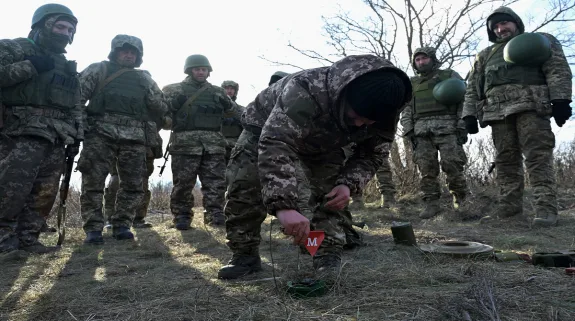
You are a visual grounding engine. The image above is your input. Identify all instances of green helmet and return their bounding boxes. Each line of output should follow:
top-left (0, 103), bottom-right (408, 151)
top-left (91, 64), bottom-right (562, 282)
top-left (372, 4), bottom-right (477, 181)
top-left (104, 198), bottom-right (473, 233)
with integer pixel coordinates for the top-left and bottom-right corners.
top-left (184, 54), bottom-right (212, 74)
top-left (432, 78), bottom-right (466, 105)
top-left (504, 32), bottom-right (551, 66)
top-left (31, 3), bottom-right (77, 29)
top-left (108, 34), bottom-right (144, 67)
top-left (269, 71), bottom-right (289, 86)
top-left (221, 80), bottom-right (239, 91)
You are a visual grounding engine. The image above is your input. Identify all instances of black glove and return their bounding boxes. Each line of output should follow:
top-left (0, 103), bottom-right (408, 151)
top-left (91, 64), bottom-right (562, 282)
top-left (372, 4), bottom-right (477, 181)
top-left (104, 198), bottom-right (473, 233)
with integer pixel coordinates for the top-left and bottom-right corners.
top-left (456, 128), bottom-right (468, 145)
top-left (24, 55), bottom-right (55, 73)
top-left (177, 95), bottom-right (188, 107)
top-left (463, 116), bottom-right (479, 134)
top-left (551, 100), bottom-right (572, 127)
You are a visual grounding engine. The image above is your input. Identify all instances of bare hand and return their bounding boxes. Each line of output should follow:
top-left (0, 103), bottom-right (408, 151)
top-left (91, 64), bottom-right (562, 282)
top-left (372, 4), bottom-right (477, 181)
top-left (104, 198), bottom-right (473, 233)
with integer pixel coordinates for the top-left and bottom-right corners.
top-left (276, 209), bottom-right (310, 245)
top-left (324, 184), bottom-right (351, 210)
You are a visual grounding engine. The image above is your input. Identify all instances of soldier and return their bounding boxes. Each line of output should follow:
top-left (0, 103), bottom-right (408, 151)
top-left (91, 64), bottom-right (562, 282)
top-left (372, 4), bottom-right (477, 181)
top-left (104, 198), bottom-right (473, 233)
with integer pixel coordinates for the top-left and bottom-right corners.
top-left (163, 55), bottom-right (242, 229)
top-left (463, 7), bottom-right (572, 226)
top-left (218, 55), bottom-right (411, 279)
top-left (0, 4), bottom-right (82, 253)
top-left (221, 80), bottom-right (244, 165)
top-left (269, 71), bottom-right (289, 86)
top-left (400, 47), bottom-right (469, 219)
top-left (78, 35), bottom-right (168, 244)
top-left (346, 143), bottom-right (396, 209)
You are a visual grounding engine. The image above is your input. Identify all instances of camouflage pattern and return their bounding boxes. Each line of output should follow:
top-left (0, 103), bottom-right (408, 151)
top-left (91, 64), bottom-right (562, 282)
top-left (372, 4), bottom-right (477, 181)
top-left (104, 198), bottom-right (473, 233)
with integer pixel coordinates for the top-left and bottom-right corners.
top-left (400, 47), bottom-right (468, 201)
top-left (107, 34), bottom-right (144, 67)
top-left (0, 136), bottom-right (64, 246)
top-left (170, 153), bottom-right (225, 222)
top-left (78, 134), bottom-right (146, 232)
top-left (0, 35), bottom-right (83, 249)
top-left (78, 43), bottom-right (167, 232)
top-left (103, 148), bottom-right (155, 222)
top-left (236, 55), bottom-right (411, 257)
top-left (463, 7), bottom-right (572, 218)
top-left (163, 76), bottom-right (243, 221)
top-left (221, 80), bottom-right (244, 164)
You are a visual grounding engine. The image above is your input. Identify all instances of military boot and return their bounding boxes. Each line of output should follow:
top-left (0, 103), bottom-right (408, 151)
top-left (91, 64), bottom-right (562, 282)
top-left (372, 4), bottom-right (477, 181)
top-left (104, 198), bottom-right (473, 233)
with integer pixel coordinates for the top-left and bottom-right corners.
top-left (112, 226), bottom-right (134, 240)
top-left (20, 240), bottom-right (59, 254)
top-left (533, 213), bottom-right (558, 227)
top-left (84, 231), bottom-right (104, 245)
top-left (218, 254), bottom-right (262, 279)
top-left (419, 199), bottom-right (441, 219)
top-left (313, 253), bottom-right (342, 280)
top-left (380, 193), bottom-right (396, 208)
top-left (204, 212), bottom-right (225, 226)
top-left (174, 215), bottom-right (192, 230)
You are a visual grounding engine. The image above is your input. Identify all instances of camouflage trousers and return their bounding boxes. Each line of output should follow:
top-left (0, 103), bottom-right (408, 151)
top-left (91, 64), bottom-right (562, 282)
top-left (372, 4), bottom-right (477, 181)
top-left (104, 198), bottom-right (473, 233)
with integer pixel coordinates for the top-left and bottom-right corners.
top-left (224, 130), bottom-right (351, 256)
top-left (375, 155), bottom-right (396, 196)
top-left (104, 148), bottom-right (155, 222)
top-left (0, 136), bottom-right (64, 246)
top-left (224, 137), bottom-right (238, 166)
top-left (170, 152), bottom-right (226, 220)
top-left (78, 133), bottom-right (146, 232)
top-left (413, 133), bottom-right (467, 201)
top-left (490, 111), bottom-right (556, 217)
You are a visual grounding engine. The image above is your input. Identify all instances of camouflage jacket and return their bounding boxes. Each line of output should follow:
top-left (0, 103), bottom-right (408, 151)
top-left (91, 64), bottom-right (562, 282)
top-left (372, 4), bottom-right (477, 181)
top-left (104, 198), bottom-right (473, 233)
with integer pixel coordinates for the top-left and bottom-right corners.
top-left (0, 38), bottom-right (83, 145)
top-left (462, 7), bottom-right (572, 124)
top-left (249, 55), bottom-right (409, 214)
top-left (400, 69), bottom-right (465, 136)
top-left (79, 61), bottom-right (168, 145)
top-left (162, 77), bottom-right (243, 155)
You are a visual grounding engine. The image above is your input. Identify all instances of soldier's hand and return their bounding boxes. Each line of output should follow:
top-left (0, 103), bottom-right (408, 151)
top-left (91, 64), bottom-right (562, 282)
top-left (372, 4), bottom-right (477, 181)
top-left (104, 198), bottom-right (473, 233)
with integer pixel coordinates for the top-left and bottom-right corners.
top-left (324, 184), bottom-right (351, 210)
top-left (551, 100), bottom-right (572, 127)
top-left (463, 116), bottom-right (479, 134)
top-left (276, 209), bottom-right (310, 245)
top-left (25, 55), bottom-right (55, 73)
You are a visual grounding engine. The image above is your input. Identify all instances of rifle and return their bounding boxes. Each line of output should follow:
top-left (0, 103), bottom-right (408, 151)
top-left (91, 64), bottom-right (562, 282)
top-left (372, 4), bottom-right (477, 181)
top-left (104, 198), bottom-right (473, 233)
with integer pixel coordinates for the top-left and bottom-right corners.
top-left (57, 142), bottom-right (80, 246)
top-left (158, 132), bottom-right (172, 177)
top-left (487, 161), bottom-right (496, 175)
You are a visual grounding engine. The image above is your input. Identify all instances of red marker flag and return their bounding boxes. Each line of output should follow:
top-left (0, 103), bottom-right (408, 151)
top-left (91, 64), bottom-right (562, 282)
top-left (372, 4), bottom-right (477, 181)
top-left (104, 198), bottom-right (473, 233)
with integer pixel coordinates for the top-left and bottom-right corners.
top-left (305, 230), bottom-right (325, 256)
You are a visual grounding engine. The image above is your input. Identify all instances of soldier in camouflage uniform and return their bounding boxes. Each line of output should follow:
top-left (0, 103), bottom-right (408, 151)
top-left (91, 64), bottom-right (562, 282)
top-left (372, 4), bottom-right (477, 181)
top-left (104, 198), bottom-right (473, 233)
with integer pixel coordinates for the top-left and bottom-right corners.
top-left (0, 4), bottom-right (83, 253)
top-left (78, 35), bottom-right (168, 244)
top-left (221, 80), bottom-right (244, 165)
top-left (400, 47), bottom-right (469, 219)
top-left (463, 7), bottom-right (572, 227)
top-left (345, 143), bottom-right (396, 209)
top-left (162, 55), bottom-right (242, 229)
top-left (218, 55), bottom-right (412, 279)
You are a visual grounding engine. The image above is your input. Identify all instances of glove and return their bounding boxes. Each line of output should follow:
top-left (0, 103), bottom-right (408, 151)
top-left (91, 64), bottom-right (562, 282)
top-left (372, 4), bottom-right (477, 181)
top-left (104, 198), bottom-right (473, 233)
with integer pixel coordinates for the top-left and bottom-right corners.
top-left (551, 100), bottom-right (572, 127)
top-left (463, 116), bottom-right (479, 134)
top-left (456, 128), bottom-right (468, 145)
top-left (66, 142), bottom-right (80, 158)
top-left (25, 55), bottom-right (55, 73)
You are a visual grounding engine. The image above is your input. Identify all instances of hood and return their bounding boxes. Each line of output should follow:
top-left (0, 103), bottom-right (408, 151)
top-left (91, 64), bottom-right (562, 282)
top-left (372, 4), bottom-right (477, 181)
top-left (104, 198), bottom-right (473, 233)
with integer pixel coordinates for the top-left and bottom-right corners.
top-left (486, 6), bottom-right (525, 43)
top-left (411, 47), bottom-right (441, 76)
top-left (323, 55), bottom-right (411, 130)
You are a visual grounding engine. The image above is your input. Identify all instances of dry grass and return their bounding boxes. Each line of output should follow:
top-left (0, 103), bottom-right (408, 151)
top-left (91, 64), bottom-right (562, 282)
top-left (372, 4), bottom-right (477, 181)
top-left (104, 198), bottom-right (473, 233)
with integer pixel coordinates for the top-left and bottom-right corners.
top-left (2, 189), bottom-right (575, 321)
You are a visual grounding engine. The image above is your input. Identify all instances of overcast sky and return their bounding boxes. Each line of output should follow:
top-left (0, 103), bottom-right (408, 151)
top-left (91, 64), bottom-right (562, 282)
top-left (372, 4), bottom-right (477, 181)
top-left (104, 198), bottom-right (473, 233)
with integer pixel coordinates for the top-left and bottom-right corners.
top-left (2, 0), bottom-right (573, 185)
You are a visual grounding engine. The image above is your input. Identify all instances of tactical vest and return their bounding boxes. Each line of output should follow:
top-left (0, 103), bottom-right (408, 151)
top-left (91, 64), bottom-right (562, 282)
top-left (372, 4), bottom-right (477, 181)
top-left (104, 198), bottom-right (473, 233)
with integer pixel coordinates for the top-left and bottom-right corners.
top-left (412, 69), bottom-right (457, 119)
top-left (221, 117), bottom-right (243, 137)
top-left (2, 38), bottom-right (78, 111)
top-left (173, 83), bottom-right (225, 132)
top-left (86, 62), bottom-right (148, 120)
top-left (484, 44), bottom-right (546, 93)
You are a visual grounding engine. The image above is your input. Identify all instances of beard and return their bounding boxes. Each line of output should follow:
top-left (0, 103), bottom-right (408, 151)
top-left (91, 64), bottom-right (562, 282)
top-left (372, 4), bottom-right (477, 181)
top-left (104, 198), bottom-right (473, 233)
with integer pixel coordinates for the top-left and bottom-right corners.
top-left (117, 57), bottom-right (136, 68)
top-left (417, 62), bottom-right (433, 74)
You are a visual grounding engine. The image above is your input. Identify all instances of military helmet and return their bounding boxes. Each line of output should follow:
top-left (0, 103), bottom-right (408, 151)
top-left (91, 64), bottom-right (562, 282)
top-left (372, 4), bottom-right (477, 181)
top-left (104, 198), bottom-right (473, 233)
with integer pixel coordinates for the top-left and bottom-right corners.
top-left (108, 34), bottom-right (144, 67)
top-left (411, 47), bottom-right (439, 71)
top-left (184, 54), bottom-right (212, 74)
top-left (221, 80), bottom-right (239, 91)
top-left (504, 32), bottom-right (551, 66)
top-left (432, 78), bottom-right (466, 105)
top-left (31, 3), bottom-right (77, 29)
top-left (269, 71), bottom-right (289, 86)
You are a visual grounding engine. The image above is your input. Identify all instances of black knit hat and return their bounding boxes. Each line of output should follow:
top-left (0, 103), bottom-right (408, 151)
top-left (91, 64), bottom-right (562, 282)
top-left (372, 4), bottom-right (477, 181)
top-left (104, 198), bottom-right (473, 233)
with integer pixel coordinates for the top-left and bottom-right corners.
top-left (344, 70), bottom-right (407, 122)
top-left (488, 13), bottom-right (516, 31)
